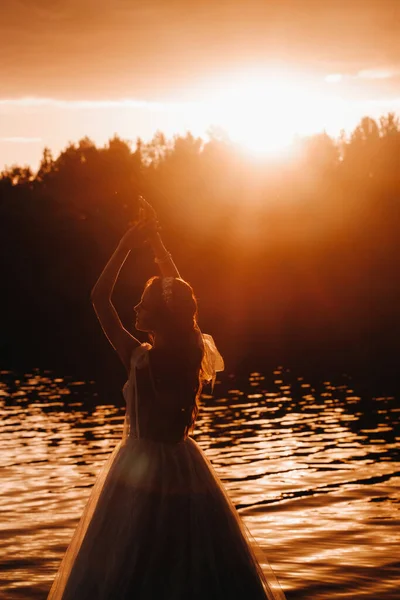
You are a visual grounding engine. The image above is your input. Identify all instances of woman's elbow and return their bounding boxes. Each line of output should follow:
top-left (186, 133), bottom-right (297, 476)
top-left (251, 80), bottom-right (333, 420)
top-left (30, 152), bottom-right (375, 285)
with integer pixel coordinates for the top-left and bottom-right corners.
top-left (91, 288), bottom-right (113, 310)
top-left (91, 286), bottom-right (103, 304)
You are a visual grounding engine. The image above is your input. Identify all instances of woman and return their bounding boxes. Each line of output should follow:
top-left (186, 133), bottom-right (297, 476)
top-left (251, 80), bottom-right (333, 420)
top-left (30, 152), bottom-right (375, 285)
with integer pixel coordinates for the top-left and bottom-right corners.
top-left (48, 199), bottom-right (285, 600)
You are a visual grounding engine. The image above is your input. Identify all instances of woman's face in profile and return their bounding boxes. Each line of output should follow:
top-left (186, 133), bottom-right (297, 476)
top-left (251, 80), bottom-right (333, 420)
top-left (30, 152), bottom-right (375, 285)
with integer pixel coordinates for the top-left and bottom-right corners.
top-left (134, 289), bottom-right (156, 332)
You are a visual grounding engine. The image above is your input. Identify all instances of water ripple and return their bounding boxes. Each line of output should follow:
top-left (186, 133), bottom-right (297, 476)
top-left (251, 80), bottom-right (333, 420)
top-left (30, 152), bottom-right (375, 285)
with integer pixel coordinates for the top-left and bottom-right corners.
top-left (0, 367), bottom-right (399, 599)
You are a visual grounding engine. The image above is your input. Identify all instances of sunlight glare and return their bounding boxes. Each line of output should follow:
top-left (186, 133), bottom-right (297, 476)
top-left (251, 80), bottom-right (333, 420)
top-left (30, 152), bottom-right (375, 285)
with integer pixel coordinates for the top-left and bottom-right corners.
top-left (197, 69), bottom-right (348, 155)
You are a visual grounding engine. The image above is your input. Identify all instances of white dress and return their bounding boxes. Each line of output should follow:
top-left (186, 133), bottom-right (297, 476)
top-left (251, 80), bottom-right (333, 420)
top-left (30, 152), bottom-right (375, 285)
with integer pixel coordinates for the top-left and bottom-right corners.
top-left (48, 343), bottom-right (286, 600)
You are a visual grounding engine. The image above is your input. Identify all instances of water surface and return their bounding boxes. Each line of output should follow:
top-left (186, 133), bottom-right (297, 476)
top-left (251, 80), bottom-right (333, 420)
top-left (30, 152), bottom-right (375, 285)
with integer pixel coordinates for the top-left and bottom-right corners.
top-left (1, 368), bottom-right (399, 599)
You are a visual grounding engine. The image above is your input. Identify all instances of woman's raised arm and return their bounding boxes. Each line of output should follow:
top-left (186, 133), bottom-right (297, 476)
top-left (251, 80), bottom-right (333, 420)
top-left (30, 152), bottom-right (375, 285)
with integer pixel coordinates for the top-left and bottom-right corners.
top-left (91, 224), bottom-right (145, 372)
top-left (140, 198), bottom-right (181, 279)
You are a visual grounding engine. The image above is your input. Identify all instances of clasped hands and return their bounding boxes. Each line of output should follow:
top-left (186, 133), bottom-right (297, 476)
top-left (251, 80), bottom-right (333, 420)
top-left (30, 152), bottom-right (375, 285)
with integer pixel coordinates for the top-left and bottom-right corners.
top-left (119, 197), bottom-right (160, 251)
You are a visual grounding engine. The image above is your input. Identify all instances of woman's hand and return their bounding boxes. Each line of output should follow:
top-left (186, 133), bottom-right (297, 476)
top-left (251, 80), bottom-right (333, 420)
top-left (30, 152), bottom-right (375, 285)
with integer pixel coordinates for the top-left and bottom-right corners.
top-left (137, 197), bottom-right (180, 277)
top-left (118, 221), bottom-right (152, 251)
top-left (119, 197), bottom-right (159, 251)
top-left (139, 196), bottom-right (159, 241)
top-left (139, 196), bottom-right (157, 222)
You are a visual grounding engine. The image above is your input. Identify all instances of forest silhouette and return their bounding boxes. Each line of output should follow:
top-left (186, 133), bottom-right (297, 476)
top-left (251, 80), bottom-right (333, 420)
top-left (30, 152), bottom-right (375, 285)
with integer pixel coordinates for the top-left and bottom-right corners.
top-left (1, 114), bottom-right (399, 394)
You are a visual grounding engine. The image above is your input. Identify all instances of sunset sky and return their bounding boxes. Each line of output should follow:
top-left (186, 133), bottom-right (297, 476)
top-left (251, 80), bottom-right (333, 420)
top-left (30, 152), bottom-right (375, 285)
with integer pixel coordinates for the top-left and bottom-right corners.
top-left (1, 0), bottom-right (400, 170)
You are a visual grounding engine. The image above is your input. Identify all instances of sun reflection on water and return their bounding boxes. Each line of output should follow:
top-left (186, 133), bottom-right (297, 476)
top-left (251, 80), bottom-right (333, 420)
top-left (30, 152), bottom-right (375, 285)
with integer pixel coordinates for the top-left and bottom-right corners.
top-left (0, 367), bottom-right (399, 599)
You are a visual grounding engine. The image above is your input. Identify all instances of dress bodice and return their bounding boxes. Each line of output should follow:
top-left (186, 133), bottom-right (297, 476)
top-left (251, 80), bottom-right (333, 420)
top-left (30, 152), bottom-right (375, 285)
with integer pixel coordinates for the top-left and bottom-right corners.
top-left (122, 343), bottom-right (199, 443)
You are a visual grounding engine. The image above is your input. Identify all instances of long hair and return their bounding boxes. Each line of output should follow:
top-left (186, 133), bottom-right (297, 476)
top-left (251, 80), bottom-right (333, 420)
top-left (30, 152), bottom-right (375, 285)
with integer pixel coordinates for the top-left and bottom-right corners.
top-left (143, 276), bottom-right (205, 434)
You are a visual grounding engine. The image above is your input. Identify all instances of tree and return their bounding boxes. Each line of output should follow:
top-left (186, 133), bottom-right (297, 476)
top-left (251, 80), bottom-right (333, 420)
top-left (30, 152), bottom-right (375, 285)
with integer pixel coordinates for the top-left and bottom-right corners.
top-left (0, 165), bottom-right (33, 186)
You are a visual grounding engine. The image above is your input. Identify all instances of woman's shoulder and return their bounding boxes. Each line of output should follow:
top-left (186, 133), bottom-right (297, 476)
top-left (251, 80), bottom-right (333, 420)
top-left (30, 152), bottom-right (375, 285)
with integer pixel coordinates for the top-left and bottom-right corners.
top-left (131, 343), bottom-right (152, 369)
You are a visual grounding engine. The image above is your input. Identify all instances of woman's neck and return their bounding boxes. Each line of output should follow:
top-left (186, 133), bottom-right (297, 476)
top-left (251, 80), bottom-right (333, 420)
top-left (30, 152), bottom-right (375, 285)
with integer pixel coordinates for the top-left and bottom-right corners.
top-left (151, 333), bottom-right (167, 349)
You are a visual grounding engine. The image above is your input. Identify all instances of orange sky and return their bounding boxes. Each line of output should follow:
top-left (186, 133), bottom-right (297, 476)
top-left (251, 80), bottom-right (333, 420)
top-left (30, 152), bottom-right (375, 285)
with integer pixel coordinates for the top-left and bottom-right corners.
top-left (1, 0), bottom-right (400, 169)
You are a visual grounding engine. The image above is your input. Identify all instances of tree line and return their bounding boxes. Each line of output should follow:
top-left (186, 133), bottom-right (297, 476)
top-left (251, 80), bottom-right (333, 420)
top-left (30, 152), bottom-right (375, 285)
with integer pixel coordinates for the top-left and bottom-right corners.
top-left (1, 115), bottom-right (399, 392)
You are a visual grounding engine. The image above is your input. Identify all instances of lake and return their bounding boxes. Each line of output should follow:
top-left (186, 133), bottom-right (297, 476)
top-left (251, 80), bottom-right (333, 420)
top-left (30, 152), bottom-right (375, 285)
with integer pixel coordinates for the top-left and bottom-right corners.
top-left (0, 367), bottom-right (399, 599)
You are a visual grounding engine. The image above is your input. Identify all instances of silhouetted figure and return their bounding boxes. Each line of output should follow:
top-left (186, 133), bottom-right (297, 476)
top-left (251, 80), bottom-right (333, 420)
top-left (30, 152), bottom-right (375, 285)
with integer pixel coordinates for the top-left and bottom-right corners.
top-left (47, 199), bottom-right (285, 599)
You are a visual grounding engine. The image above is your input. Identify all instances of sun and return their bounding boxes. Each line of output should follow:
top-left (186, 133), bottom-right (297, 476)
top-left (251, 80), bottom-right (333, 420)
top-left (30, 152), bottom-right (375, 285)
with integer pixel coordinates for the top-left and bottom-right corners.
top-left (194, 68), bottom-right (347, 155)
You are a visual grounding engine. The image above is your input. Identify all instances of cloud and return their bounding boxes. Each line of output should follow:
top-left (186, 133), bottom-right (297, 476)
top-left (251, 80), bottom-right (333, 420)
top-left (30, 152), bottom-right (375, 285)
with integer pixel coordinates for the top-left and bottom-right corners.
top-left (0, 136), bottom-right (42, 143)
top-left (0, 97), bottom-right (161, 110)
top-left (0, 96), bottom-right (196, 112)
top-left (325, 74), bottom-right (344, 84)
top-left (325, 68), bottom-right (398, 84)
top-left (356, 69), bottom-right (396, 80)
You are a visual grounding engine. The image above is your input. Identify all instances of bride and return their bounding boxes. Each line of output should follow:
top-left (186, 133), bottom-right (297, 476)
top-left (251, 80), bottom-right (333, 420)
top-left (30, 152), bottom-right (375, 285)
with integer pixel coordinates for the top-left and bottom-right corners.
top-left (48, 199), bottom-right (286, 599)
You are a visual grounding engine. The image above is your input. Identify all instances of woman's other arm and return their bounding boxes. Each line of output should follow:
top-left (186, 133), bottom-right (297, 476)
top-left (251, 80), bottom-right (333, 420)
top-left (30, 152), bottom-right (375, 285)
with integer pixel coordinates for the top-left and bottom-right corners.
top-left (149, 231), bottom-right (181, 279)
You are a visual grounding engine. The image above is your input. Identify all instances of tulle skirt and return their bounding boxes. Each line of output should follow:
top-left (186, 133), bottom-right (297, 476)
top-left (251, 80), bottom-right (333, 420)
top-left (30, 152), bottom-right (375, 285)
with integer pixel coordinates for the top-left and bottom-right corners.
top-left (48, 436), bottom-right (285, 600)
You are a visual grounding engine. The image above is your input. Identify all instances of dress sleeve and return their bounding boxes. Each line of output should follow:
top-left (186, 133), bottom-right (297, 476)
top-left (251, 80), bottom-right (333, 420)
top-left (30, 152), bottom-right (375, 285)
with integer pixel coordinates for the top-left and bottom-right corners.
top-left (130, 343), bottom-right (152, 371)
top-left (200, 333), bottom-right (224, 389)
